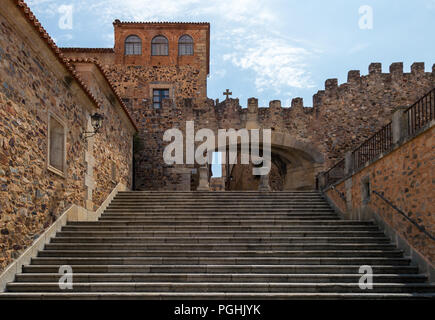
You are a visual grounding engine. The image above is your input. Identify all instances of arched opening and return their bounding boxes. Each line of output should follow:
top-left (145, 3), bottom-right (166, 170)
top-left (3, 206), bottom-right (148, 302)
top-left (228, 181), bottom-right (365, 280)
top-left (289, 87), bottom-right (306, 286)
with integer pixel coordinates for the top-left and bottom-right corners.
top-left (151, 35), bottom-right (169, 56)
top-left (206, 133), bottom-right (324, 191)
top-left (124, 35), bottom-right (142, 55)
top-left (178, 35), bottom-right (194, 56)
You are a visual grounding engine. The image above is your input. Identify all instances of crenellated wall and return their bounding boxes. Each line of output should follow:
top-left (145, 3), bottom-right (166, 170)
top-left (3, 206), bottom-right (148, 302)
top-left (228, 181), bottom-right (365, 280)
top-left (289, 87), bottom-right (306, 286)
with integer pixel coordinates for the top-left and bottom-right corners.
top-left (61, 20), bottom-right (434, 191)
top-left (98, 62), bottom-right (433, 190)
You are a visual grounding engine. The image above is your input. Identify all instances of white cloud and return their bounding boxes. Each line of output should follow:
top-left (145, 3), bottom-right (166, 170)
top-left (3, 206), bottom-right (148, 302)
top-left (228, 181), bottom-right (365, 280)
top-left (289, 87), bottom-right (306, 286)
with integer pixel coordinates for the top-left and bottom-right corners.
top-left (223, 31), bottom-right (315, 93)
top-left (27, 0), bottom-right (316, 95)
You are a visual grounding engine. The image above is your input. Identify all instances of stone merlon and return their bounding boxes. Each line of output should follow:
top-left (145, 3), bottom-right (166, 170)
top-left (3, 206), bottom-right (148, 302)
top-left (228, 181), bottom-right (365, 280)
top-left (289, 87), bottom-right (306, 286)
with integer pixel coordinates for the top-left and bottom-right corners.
top-left (389, 62), bottom-right (403, 74)
top-left (291, 97), bottom-right (304, 109)
top-left (411, 62), bottom-right (425, 74)
top-left (325, 79), bottom-right (338, 91)
top-left (347, 70), bottom-right (360, 82)
top-left (369, 63), bottom-right (382, 74)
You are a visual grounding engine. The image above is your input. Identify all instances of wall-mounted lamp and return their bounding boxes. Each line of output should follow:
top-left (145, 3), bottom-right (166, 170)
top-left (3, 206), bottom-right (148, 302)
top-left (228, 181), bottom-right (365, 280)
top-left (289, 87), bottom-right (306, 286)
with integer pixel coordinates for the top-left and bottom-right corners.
top-left (81, 113), bottom-right (104, 140)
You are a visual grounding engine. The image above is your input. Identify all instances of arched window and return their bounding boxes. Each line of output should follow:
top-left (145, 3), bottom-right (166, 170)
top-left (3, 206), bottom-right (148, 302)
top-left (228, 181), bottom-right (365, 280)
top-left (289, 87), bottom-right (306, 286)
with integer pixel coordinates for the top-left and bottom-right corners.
top-left (124, 35), bottom-right (142, 55)
top-left (178, 35), bottom-right (193, 56)
top-left (151, 35), bottom-right (169, 56)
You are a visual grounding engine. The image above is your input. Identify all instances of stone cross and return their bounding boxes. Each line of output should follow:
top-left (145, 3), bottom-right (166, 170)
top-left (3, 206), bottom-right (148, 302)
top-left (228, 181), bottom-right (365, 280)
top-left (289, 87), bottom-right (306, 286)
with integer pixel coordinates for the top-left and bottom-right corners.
top-left (223, 89), bottom-right (232, 100)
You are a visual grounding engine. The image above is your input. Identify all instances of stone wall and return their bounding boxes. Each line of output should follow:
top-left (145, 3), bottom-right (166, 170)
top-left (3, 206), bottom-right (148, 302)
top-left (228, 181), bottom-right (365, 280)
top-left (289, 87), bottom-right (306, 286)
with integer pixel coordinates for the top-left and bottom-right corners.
top-left (107, 63), bottom-right (433, 190)
top-left (61, 21), bottom-right (434, 191)
top-left (325, 125), bottom-right (435, 265)
top-left (0, 1), bottom-right (135, 273)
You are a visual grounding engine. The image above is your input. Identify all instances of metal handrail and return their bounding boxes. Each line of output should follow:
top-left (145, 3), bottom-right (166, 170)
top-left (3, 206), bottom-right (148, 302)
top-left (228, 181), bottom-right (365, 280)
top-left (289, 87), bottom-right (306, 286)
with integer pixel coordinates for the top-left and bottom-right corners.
top-left (331, 186), bottom-right (346, 201)
top-left (321, 87), bottom-right (434, 190)
top-left (372, 190), bottom-right (435, 241)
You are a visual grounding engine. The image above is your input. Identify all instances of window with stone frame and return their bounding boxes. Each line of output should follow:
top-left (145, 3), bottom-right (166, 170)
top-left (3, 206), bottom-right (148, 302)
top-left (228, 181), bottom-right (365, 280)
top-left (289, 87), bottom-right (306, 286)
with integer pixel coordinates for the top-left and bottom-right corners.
top-left (153, 89), bottom-right (170, 109)
top-left (124, 35), bottom-right (142, 55)
top-left (178, 35), bottom-right (194, 56)
top-left (361, 176), bottom-right (371, 204)
top-left (151, 35), bottom-right (169, 56)
top-left (48, 114), bottom-right (66, 176)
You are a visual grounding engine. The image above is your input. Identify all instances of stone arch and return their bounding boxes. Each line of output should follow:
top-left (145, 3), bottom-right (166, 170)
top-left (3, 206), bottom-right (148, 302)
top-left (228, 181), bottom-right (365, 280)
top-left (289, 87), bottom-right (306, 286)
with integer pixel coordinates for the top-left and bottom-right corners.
top-left (207, 132), bottom-right (324, 191)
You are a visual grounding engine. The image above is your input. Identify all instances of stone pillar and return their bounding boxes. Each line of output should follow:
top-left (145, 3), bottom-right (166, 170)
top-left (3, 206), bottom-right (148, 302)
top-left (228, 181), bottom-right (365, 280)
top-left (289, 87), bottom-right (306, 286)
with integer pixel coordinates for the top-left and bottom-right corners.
top-left (246, 97), bottom-right (259, 130)
top-left (84, 114), bottom-right (95, 211)
top-left (317, 172), bottom-right (326, 190)
top-left (197, 166), bottom-right (210, 191)
top-left (258, 173), bottom-right (271, 192)
top-left (392, 106), bottom-right (408, 144)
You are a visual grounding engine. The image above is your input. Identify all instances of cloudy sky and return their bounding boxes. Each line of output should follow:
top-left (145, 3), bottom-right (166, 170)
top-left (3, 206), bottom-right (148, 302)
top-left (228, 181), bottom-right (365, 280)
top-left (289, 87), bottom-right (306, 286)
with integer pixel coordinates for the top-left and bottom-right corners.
top-left (27, 0), bottom-right (435, 108)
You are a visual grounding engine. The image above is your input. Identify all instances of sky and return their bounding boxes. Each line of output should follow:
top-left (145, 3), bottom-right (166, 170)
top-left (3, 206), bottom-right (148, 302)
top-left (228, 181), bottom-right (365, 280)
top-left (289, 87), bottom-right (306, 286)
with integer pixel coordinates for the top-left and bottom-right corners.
top-left (26, 0), bottom-right (435, 108)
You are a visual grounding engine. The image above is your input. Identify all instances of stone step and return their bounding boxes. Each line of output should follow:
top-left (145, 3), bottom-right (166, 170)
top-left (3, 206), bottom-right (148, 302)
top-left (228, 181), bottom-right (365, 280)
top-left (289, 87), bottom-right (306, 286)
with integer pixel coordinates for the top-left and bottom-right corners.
top-left (115, 195), bottom-right (326, 203)
top-left (101, 212), bottom-right (337, 217)
top-left (109, 200), bottom-right (329, 205)
top-left (107, 202), bottom-right (332, 212)
top-left (67, 220), bottom-right (370, 226)
top-left (38, 250), bottom-right (405, 258)
top-left (1, 292), bottom-right (434, 300)
top-left (6, 282), bottom-right (435, 293)
top-left (95, 218), bottom-right (341, 224)
top-left (61, 225), bottom-right (381, 232)
top-left (49, 236), bottom-right (391, 244)
top-left (44, 243), bottom-right (398, 251)
top-left (56, 230), bottom-right (386, 238)
top-left (22, 264), bottom-right (420, 274)
top-left (117, 191), bottom-right (321, 195)
top-left (30, 257), bottom-right (411, 266)
top-left (103, 208), bottom-right (335, 213)
top-left (15, 273), bottom-right (427, 284)
top-left (102, 211), bottom-right (336, 216)
top-left (114, 195), bottom-right (326, 203)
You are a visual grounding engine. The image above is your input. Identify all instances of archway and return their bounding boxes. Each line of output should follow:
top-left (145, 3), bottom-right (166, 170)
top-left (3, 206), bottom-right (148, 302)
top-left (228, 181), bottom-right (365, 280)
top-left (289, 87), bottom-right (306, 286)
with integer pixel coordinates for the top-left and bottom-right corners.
top-left (208, 132), bottom-right (324, 191)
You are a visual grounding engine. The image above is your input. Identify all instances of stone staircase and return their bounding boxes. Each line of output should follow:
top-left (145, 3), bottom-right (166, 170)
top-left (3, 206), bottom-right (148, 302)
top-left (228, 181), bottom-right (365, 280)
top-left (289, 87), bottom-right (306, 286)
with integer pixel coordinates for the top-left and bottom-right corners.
top-left (1, 191), bottom-right (434, 299)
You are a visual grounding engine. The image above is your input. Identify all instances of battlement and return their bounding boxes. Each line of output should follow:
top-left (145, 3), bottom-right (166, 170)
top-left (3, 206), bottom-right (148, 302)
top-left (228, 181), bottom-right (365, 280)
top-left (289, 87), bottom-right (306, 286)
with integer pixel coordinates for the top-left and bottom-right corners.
top-left (213, 62), bottom-right (433, 115)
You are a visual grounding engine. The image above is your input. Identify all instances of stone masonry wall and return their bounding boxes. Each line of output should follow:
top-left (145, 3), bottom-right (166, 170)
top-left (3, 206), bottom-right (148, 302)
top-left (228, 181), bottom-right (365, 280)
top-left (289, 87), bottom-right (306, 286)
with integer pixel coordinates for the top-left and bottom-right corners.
top-left (102, 62), bottom-right (433, 190)
top-left (0, 6), bottom-right (134, 273)
top-left (326, 125), bottom-right (435, 264)
top-left (61, 21), bottom-right (434, 191)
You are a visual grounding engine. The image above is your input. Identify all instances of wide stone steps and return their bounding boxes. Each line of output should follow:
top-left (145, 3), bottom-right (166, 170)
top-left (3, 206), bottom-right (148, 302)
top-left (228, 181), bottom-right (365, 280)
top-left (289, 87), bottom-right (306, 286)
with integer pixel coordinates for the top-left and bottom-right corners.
top-left (29, 257), bottom-right (411, 266)
top-left (6, 282), bottom-right (435, 294)
top-left (61, 225), bottom-right (381, 231)
top-left (21, 264), bottom-right (420, 274)
top-left (2, 191), bottom-right (433, 300)
top-left (2, 292), bottom-right (434, 300)
top-left (43, 243), bottom-right (399, 251)
top-left (93, 218), bottom-right (342, 224)
top-left (67, 220), bottom-right (373, 226)
top-left (38, 250), bottom-right (405, 258)
top-left (55, 231), bottom-right (386, 238)
top-left (49, 236), bottom-right (390, 244)
top-left (14, 273), bottom-right (427, 283)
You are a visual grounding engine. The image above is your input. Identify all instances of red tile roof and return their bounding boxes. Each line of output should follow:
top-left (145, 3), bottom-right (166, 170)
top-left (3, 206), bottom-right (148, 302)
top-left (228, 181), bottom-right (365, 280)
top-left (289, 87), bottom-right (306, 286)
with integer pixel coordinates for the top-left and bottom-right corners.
top-left (113, 20), bottom-right (210, 25)
top-left (61, 48), bottom-right (115, 53)
top-left (13, 0), bottom-right (137, 131)
top-left (67, 58), bottom-right (138, 131)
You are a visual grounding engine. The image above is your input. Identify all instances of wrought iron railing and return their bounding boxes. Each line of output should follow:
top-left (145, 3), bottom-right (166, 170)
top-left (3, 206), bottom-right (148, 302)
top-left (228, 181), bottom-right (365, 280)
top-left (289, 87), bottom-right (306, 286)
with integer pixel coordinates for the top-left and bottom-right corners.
top-left (331, 186), bottom-right (346, 202)
top-left (352, 122), bottom-right (393, 170)
top-left (405, 87), bottom-right (435, 136)
top-left (372, 190), bottom-right (435, 241)
top-left (322, 87), bottom-right (434, 189)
